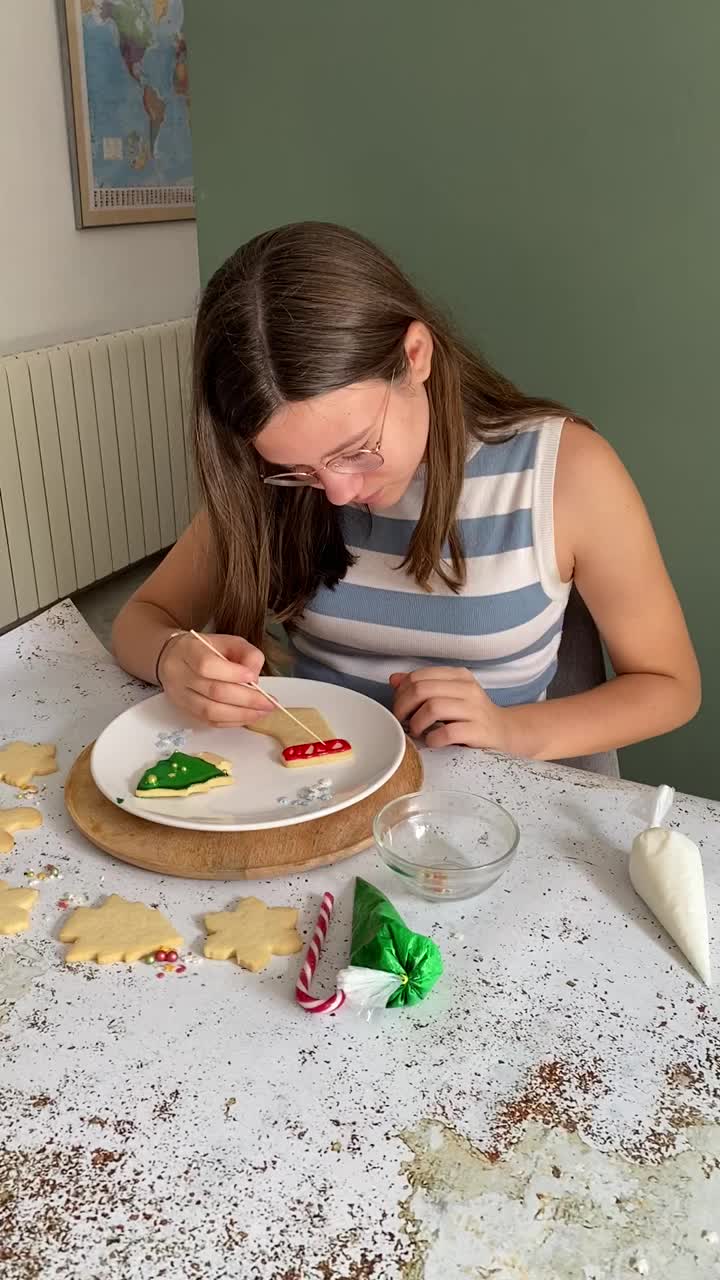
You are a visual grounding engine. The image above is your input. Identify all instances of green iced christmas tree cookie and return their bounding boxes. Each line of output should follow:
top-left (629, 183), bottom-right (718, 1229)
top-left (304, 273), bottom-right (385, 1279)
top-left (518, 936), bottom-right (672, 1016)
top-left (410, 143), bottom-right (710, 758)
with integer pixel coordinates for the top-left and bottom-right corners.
top-left (135, 751), bottom-right (233, 799)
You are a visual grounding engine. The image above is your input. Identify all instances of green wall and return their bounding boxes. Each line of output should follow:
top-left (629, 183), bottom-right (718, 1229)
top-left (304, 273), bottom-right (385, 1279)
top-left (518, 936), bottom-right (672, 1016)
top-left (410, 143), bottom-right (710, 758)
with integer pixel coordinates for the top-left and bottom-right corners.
top-left (185, 0), bottom-right (720, 800)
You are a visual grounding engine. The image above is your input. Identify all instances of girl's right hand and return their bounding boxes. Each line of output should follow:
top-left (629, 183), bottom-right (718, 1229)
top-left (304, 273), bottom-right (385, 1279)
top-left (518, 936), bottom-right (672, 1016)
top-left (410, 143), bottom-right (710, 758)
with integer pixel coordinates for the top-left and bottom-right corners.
top-left (157, 632), bottom-right (272, 727)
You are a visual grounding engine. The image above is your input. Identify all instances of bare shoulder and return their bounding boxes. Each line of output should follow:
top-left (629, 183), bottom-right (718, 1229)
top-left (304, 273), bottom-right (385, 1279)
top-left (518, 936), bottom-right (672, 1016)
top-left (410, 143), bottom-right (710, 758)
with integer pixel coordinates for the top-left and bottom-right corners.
top-left (556, 418), bottom-right (629, 482)
top-left (553, 420), bottom-right (646, 575)
top-left (555, 420), bottom-right (640, 513)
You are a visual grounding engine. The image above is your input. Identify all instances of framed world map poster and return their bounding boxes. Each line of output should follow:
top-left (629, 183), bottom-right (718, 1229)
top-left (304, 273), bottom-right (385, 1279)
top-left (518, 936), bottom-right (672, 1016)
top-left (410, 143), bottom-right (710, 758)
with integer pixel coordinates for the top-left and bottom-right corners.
top-left (58, 0), bottom-right (194, 227)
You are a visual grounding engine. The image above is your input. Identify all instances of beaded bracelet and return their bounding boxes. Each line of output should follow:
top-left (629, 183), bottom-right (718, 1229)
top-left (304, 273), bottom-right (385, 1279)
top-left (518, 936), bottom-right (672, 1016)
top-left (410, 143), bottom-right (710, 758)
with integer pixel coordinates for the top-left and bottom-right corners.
top-left (154, 630), bottom-right (186, 687)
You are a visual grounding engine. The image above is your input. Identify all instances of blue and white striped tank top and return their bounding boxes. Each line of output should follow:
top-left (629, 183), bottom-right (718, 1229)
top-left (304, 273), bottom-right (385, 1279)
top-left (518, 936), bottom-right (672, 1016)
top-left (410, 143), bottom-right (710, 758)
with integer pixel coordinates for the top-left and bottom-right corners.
top-left (290, 418), bottom-right (571, 709)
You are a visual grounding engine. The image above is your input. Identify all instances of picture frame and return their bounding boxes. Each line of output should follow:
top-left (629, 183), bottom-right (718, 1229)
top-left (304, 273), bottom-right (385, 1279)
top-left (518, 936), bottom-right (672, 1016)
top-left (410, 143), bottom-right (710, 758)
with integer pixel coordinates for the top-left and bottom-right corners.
top-left (57, 0), bottom-right (195, 228)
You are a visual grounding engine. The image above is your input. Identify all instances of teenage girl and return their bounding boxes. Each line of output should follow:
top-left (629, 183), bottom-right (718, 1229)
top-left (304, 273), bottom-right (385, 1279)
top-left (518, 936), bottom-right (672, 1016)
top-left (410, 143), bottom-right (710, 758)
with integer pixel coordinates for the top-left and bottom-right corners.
top-left (113, 222), bottom-right (700, 766)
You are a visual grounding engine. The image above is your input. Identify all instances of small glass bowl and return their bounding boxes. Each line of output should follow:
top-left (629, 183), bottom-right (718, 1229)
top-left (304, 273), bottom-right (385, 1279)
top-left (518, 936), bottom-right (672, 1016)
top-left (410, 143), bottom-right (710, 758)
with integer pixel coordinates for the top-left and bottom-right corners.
top-left (373, 789), bottom-right (520, 902)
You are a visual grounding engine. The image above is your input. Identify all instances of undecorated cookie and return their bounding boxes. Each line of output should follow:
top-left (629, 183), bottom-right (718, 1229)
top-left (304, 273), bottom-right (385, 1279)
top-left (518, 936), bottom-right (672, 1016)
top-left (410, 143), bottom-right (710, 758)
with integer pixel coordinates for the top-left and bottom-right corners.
top-left (249, 707), bottom-right (353, 769)
top-left (0, 807), bottom-right (43, 855)
top-left (0, 742), bottom-right (58, 788)
top-left (203, 897), bottom-right (302, 971)
top-left (59, 894), bottom-right (183, 964)
top-left (135, 751), bottom-right (233, 799)
top-left (0, 880), bottom-right (39, 935)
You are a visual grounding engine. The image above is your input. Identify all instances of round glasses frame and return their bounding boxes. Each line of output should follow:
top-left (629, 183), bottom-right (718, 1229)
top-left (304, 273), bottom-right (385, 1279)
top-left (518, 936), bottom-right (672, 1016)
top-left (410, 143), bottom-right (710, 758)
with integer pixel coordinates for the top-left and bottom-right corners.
top-left (262, 375), bottom-right (394, 489)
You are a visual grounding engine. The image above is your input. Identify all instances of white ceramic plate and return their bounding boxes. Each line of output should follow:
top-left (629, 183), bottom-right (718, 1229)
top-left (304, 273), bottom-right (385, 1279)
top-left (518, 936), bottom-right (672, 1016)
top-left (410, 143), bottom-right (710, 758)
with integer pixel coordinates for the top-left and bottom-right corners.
top-left (90, 678), bottom-right (406, 832)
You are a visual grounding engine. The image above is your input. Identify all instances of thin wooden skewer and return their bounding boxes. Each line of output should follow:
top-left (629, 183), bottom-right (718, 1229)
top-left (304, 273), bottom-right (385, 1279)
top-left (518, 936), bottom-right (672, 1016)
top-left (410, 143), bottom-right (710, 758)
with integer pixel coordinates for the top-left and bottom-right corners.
top-left (189, 630), bottom-right (324, 743)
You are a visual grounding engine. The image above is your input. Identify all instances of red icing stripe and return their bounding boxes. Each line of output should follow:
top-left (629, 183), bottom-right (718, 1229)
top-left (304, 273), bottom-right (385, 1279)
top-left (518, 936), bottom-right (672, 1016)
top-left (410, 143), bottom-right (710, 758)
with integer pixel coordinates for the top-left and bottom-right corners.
top-left (282, 738), bottom-right (352, 763)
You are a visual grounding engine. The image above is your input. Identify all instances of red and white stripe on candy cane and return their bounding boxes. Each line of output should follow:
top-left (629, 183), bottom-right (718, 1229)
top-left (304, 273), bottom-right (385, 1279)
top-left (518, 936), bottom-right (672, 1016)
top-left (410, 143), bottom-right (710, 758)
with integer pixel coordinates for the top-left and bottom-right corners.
top-left (295, 891), bottom-right (346, 1014)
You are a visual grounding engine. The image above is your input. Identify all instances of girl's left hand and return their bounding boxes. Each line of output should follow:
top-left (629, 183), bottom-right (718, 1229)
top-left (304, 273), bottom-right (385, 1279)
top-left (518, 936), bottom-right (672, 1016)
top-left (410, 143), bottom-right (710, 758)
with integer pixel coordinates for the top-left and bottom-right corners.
top-left (389, 668), bottom-right (514, 751)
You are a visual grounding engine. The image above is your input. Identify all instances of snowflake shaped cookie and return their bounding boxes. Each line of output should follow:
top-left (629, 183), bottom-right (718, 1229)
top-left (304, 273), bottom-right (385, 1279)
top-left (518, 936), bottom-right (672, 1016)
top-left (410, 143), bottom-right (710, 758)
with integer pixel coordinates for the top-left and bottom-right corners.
top-left (0, 742), bottom-right (57, 788)
top-left (0, 880), bottom-right (39, 935)
top-left (203, 897), bottom-right (302, 971)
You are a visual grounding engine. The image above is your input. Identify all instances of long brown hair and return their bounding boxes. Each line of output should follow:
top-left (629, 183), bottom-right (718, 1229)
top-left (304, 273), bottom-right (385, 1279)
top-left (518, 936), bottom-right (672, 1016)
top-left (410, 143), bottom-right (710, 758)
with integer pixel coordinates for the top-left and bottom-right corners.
top-left (193, 221), bottom-right (579, 648)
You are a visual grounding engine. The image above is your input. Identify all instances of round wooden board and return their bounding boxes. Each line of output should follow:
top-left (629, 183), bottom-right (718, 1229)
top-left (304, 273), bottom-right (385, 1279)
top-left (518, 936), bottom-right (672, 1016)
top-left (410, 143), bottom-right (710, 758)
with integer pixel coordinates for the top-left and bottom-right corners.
top-left (65, 740), bottom-right (423, 880)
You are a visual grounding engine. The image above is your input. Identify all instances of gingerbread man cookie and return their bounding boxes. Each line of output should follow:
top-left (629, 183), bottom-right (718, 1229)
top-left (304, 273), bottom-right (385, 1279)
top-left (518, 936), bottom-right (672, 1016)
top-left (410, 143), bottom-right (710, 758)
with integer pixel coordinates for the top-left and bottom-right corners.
top-left (248, 708), bottom-right (353, 769)
top-left (0, 807), bottom-right (43, 855)
top-left (0, 742), bottom-right (57, 789)
top-left (0, 880), bottom-right (39, 935)
top-left (59, 895), bottom-right (183, 964)
top-left (203, 897), bottom-right (302, 971)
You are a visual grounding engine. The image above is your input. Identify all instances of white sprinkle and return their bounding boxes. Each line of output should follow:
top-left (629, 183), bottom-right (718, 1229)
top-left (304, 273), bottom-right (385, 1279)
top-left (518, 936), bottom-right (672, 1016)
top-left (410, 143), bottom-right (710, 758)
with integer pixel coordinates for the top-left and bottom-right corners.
top-left (630, 1260), bottom-right (649, 1276)
top-left (451, 931), bottom-right (465, 941)
top-left (702, 1231), bottom-right (719, 1245)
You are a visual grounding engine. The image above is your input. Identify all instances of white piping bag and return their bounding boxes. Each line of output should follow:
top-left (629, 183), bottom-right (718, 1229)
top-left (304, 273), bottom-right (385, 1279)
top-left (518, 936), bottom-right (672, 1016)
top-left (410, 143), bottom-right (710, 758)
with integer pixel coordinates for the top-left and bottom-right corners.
top-left (337, 966), bottom-right (405, 1019)
top-left (629, 785), bottom-right (712, 985)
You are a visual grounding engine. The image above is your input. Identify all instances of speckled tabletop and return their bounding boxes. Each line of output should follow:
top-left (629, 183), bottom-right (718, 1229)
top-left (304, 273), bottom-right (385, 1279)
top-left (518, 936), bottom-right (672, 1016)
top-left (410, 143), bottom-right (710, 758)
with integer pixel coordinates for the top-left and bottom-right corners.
top-left (1, 601), bottom-right (718, 1280)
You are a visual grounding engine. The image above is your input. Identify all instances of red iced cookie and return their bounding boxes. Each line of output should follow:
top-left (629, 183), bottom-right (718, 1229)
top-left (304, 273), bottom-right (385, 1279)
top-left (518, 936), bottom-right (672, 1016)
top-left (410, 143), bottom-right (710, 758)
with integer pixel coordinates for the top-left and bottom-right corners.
top-left (281, 739), bottom-right (353, 768)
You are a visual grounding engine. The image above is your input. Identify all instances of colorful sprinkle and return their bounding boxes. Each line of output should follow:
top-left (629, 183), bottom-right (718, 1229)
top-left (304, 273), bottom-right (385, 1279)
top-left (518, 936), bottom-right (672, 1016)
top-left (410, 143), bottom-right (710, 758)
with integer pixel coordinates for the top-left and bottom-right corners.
top-left (141, 949), bottom-right (186, 974)
top-left (116, 797), bottom-right (124, 805)
top-left (25, 866), bottom-right (63, 888)
top-left (422, 869), bottom-right (450, 895)
top-left (57, 892), bottom-right (86, 909)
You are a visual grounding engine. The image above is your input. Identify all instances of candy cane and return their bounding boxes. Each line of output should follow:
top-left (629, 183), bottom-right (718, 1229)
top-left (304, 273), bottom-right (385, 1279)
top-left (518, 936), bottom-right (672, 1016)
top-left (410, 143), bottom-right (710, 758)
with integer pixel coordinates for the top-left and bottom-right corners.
top-left (296, 892), bottom-right (346, 1014)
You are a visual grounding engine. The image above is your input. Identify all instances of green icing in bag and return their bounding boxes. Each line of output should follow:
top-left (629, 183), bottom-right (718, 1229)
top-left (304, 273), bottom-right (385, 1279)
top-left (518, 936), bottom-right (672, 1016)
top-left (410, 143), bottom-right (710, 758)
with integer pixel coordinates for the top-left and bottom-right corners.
top-left (136, 751), bottom-right (229, 794)
top-left (349, 878), bottom-right (443, 1007)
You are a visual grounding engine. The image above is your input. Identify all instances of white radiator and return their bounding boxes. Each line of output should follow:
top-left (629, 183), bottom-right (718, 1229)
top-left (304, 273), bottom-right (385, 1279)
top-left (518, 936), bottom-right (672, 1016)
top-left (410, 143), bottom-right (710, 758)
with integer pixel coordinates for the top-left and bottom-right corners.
top-left (0, 318), bottom-right (195, 630)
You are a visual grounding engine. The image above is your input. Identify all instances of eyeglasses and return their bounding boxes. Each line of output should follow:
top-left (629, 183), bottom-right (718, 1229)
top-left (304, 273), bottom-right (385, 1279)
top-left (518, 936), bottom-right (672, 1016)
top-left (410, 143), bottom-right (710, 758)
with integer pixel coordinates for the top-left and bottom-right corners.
top-left (262, 375), bottom-right (394, 488)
